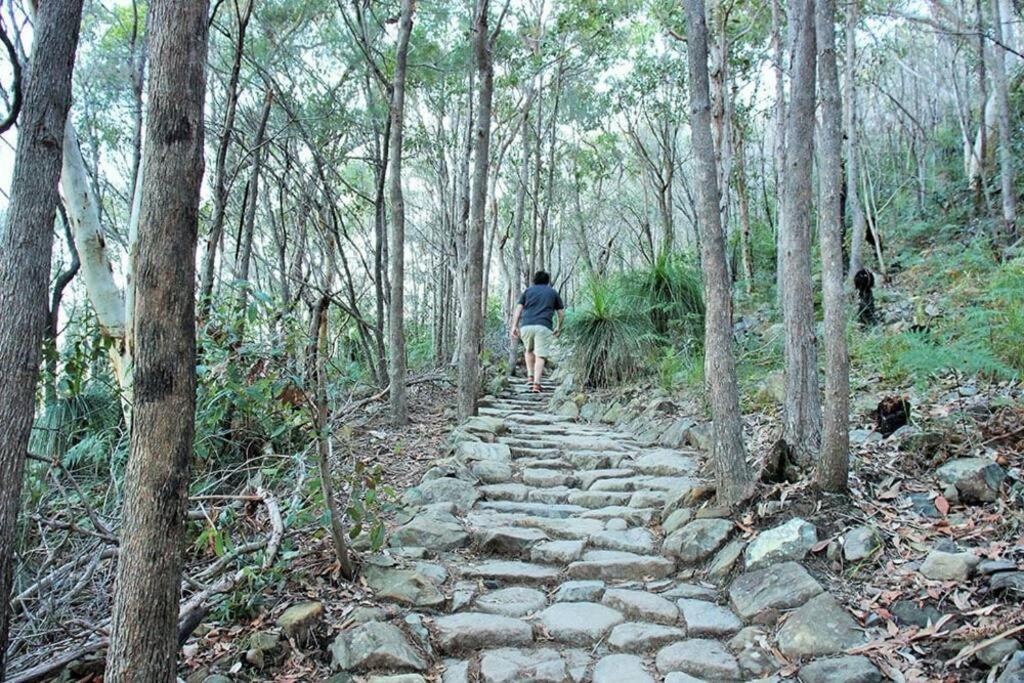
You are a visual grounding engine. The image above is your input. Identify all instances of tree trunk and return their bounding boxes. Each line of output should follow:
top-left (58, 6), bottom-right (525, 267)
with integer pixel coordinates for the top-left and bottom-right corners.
top-left (844, 0), bottom-right (867, 286)
top-left (683, 0), bottom-right (753, 506)
top-left (989, 0), bottom-right (1018, 242)
top-left (457, 0), bottom-right (494, 421)
top-left (816, 0), bottom-right (850, 492)
top-left (104, 0), bottom-right (208, 678)
top-left (734, 124), bottom-right (754, 293)
top-left (780, 0), bottom-right (821, 465)
top-left (199, 0), bottom-right (252, 317)
top-left (771, 0), bottom-right (787, 294)
top-left (388, 0), bottom-right (414, 424)
top-left (0, 0), bottom-right (84, 674)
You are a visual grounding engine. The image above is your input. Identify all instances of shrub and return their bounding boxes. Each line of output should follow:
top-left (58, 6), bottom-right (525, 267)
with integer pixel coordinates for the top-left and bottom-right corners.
top-left (625, 252), bottom-right (704, 340)
top-left (563, 276), bottom-right (656, 387)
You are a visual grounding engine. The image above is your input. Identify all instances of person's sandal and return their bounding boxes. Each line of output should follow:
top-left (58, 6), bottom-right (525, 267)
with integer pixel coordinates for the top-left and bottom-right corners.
top-left (531, 382), bottom-right (542, 393)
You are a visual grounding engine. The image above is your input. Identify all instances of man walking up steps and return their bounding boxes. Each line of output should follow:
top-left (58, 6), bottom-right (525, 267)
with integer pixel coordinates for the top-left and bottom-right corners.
top-left (510, 270), bottom-right (565, 392)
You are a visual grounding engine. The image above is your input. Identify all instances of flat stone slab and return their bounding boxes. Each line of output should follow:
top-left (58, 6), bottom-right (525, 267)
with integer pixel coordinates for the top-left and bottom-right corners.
top-left (475, 586), bottom-right (548, 617)
top-left (632, 450), bottom-right (698, 476)
top-left (655, 638), bottom-right (740, 679)
top-left (531, 539), bottom-right (586, 564)
top-left (460, 560), bottom-right (561, 585)
top-left (479, 483), bottom-right (531, 502)
top-left (589, 528), bottom-right (657, 555)
top-left (473, 460), bottom-right (514, 484)
top-left (330, 621), bottom-right (428, 672)
top-left (663, 518), bottom-right (733, 563)
top-left (433, 613), bottom-right (533, 653)
top-left (567, 551), bottom-right (675, 581)
top-left (729, 561), bottom-right (823, 622)
top-left (479, 647), bottom-right (566, 683)
top-left (514, 516), bottom-right (606, 539)
top-left (567, 490), bottom-right (633, 508)
top-left (477, 501), bottom-right (586, 518)
top-left (798, 655), bottom-right (883, 683)
top-left (593, 654), bottom-right (656, 683)
top-left (608, 622), bottom-right (686, 652)
top-left (456, 441), bottom-right (512, 464)
top-left (602, 588), bottom-right (679, 624)
top-left (538, 602), bottom-right (625, 645)
top-left (391, 512), bottom-right (469, 551)
top-left (554, 580), bottom-right (606, 603)
top-left (578, 468), bottom-right (636, 489)
top-left (677, 598), bottom-right (742, 636)
top-left (776, 593), bottom-right (864, 657)
top-left (473, 526), bottom-right (549, 556)
top-left (581, 506), bottom-right (655, 525)
top-left (522, 468), bottom-right (575, 487)
top-left (362, 565), bottom-right (445, 608)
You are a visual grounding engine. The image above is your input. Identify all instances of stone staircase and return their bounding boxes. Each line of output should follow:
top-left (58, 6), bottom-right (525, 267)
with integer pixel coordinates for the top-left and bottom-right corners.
top-left (331, 383), bottom-right (883, 683)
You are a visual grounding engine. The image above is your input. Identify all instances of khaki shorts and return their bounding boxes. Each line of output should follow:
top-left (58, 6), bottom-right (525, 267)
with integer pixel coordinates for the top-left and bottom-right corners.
top-left (520, 325), bottom-right (554, 358)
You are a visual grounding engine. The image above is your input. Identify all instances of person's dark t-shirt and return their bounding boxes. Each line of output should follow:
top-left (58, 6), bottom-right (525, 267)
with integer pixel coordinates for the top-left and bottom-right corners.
top-left (518, 284), bottom-right (564, 330)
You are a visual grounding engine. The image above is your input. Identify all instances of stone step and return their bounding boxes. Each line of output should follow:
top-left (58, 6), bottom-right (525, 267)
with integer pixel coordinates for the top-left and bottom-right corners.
top-left (459, 560), bottom-right (562, 585)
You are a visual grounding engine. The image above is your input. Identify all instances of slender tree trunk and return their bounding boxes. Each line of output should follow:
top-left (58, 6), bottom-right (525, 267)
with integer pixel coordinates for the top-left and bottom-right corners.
top-left (0, 0), bottom-right (84, 674)
top-left (388, 0), bottom-right (414, 424)
top-left (458, 0), bottom-right (494, 420)
top-left (844, 0), bottom-right (867, 286)
top-left (771, 0), bottom-right (787, 293)
top-left (734, 125), bottom-right (754, 292)
top-left (105, 0), bottom-right (208, 678)
top-left (780, 0), bottom-right (821, 465)
top-left (234, 89), bottom-right (273, 327)
top-left (199, 0), bottom-right (252, 317)
top-left (683, 0), bottom-right (753, 506)
top-left (989, 0), bottom-right (1018, 242)
top-left (816, 0), bottom-right (850, 492)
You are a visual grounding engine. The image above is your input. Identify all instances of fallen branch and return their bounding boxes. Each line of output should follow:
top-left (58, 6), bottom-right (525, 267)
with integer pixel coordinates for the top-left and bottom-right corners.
top-left (947, 622), bottom-right (1024, 666)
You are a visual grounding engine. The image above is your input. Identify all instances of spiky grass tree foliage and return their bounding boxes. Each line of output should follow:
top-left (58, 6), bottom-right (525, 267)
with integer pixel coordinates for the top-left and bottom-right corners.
top-left (563, 277), bottom-right (657, 387)
top-left (626, 252), bottom-right (705, 341)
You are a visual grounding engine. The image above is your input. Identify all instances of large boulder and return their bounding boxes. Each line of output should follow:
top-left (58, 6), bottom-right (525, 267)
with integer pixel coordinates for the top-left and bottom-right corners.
top-left (728, 561), bottom-right (823, 622)
top-left (663, 519), bottom-right (733, 563)
top-left (330, 622), bottom-right (427, 672)
top-left (744, 518), bottom-right (817, 570)
top-left (776, 594), bottom-right (864, 657)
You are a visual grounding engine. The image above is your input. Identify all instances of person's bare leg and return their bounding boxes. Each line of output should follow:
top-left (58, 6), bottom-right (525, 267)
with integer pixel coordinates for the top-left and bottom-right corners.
top-left (533, 356), bottom-right (546, 386)
top-left (524, 350), bottom-right (535, 380)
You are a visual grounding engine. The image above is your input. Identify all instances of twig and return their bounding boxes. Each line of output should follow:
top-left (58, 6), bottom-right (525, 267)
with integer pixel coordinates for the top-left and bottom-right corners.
top-left (947, 622), bottom-right (1024, 666)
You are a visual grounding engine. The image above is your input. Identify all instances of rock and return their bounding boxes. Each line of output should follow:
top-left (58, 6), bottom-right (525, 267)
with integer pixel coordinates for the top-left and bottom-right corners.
top-left (475, 587), bottom-right (547, 617)
top-left (601, 589), bottom-right (679, 624)
top-left (276, 602), bottom-right (323, 644)
top-left (633, 450), bottom-right (698, 476)
top-left (663, 519), bottom-right (734, 563)
top-left (531, 539), bottom-right (586, 564)
top-left (728, 561), bottom-right (823, 622)
top-left (608, 622), bottom-right (686, 652)
top-left (890, 600), bottom-right (944, 627)
top-left (593, 654), bottom-right (655, 683)
top-left (567, 550), bottom-right (675, 581)
top-left (472, 460), bottom-right (513, 484)
top-left (849, 429), bottom-right (881, 445)
top-left (451, 581), bottom-right (477, 613)
top-left (997, 651), bottom-right (1024, 682)
top-left (403, 478), bottom-right (480, 511)
top-left (245, 630), bottom-right (281, 669)
top-left (663, 582), bottom-right (718, 600)
top-left (329, 621), bottom-right (428, 672)
top-left (413, 561), bottom-right (448, 584)
top-left (776, 593), bottom-right (864, 657)
top-left (843, 526), bottom-right (881, 562)
top-left (728, 625), bottom-right (774, 677)
top-left (523, 468), bottom-right (575, 488)
top-left (477, 501), bottom-right (586, 518)
top-left (349, 606), bottom-right (389, 624)
top-left (442, 659), bottom-right (470, 683)
top-left (662, 508), bottom-right (693, 535)
top-left (474, 526), bottom-right (549, 556)
top-left (907, 492), bottom-right (943, 518)
top-left (479, 647), bottom-right (566, 683)
top-left (563, 648), bottom-right (590, 683)
top-left (537, 602), bottom-right (625, 645)
top-left (978, 639), bottom-right (1021, 667)
top-left (706, 539), bottom-right (745, 583)
top-left (433, 613), bottom-right (533, 654)
top-left (991, 571), bottom-right (1024, 595)
top-left (391, 511), bottom-right (468, 550)
top-left (798, 655), bottom-right (883, 683)
top-left (655, 639), bottom-right (740, 679)
top-left (590, 528), bottom-right (657, 554)
top-left (979, 560), bottom-right (1017, 575)
top-left (744, 518), bottom-right (817, 570)
top-left (558, 401), bottom-right (581, 418)
top-left (629, 490), bottom-right (667, 508)
top-left (362, 565), bottom-right (445, 608)
top-left (663, 674), bottom-right (705, 683)
top-left (455, 441), bottom-right (512, 464)
top-left (367, 675), bottom-right (426, 683)
top-left (578, 468), bottom-right (635, 489)
top-left (554, 580), bottom-right (606, 602)
top-left (479, 483), bottom-right (531, 502)
top-left (568, 490), bottom-right (632, 508)
top-left (605, 517), bottom-right (628, 531)
top-left (460, 560), bottom-right (560, 585)
top-left (919, 550), bottom-right (980, 581)
top-left (935, 457), bottom-right (1006, 503)
top-left (686, 423), bottom-right (712, 450)
top-left (677, 599), bottom-right (742, 636)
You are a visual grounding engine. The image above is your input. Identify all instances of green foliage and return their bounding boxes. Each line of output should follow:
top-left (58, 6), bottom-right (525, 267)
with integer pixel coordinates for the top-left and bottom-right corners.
top-left (656, 344), bottom-right (703, 392)
top-left (624, 252), bottom-right (704, 340)
top-left (563, 276), bottom-right (657, 387)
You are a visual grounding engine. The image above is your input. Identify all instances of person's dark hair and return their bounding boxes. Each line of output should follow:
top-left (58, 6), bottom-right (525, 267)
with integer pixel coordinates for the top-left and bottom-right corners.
top-left (533, 270), bottom-right (551, 285)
